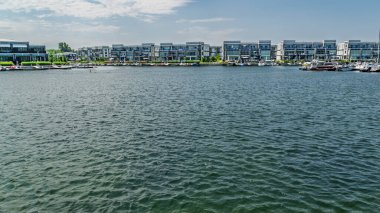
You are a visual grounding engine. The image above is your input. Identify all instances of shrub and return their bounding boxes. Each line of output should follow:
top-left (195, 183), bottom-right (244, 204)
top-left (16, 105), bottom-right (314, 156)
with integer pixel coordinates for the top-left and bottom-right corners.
top-left (0, 61), bottom-right (14, 66)
top-left (53, 62), bottom-right (68, 65)
top-left (21, 62), bottom-right (37, 66)
top-left (21, 61), bottom-right (52, 66)
top-left (37, 61), bottom-right (52, 66)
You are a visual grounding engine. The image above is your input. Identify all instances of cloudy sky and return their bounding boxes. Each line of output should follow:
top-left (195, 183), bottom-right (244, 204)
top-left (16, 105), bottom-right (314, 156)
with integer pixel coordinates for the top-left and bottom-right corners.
top-left (0, 0), bottom-right (379, 48)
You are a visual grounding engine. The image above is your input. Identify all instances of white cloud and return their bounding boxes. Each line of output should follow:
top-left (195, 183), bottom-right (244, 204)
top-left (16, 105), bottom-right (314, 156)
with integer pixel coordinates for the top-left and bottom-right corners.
top-left (0, 0), bottom-right (191, 21)
top-left (0, 18), bottom-right (122, 48)
top-left (176, 17), bottom-right (234, 24)
top-left (0, 19), bottom-right (120, 34)
top-left (65, 23), bottom-right (121, 33)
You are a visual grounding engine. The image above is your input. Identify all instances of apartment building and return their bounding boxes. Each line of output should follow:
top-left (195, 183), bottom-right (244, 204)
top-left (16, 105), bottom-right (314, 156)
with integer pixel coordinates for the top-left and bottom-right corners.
top-left (78, 46), bottom-right (110, 61)
top-left (223, 40), bottom-right (272, 62)
top-left (0, 40), bottom-right (48, 63)
top-left (276, 40), bottom-right (337, 61)
top-left (337, 40), bottom-right (379, 61)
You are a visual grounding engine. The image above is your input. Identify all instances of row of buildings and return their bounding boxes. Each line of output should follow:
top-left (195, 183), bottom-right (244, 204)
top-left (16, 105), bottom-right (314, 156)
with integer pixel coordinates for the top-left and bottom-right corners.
top-left (1, 39), bottom-right (379, 63)
top-left (78, 40), bottom-right (380, 62)
top-left (77, 42), bottom-right (222, 62)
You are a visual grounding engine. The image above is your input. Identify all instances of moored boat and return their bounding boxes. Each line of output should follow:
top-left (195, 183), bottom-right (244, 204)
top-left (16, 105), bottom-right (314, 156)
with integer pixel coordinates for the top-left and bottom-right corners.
top-left (258, 61), bottom-right (266, 66)
top-left (51, 65), bottom-right (72, 70)
top-left (300, 62), bottom-right (311, 70)
top-left (74, 64), bottom-right (94, 69)
top-left (358, 63), bottom-right (374, 72)
top-left (7, 65), bottom-right (22, 70)
top-left (308, 61), bottom-right (338, 71)
top-left (369, 64), bottom-right (380, 72)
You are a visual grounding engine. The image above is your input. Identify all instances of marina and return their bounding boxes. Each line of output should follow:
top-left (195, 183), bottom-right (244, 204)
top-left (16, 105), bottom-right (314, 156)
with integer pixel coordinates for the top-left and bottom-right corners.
top-left (2, 0), bottom-right (380, 212)
top-left (2, 34), bottom-right (380, 71)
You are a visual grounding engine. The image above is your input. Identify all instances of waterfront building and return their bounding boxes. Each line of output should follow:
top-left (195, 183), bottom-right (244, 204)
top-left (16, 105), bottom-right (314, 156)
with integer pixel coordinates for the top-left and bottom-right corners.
top-left (271, 45), bottom-right (278, 61)
top-left (110, 43), bottom-right (155, 62)
top-left (123, 43), bottom-right (157, 62)
top-left (73, 39), bottom-right (380, 63)
top-left (78, 46), bottom-right (110, 61)
top-left (55, 52), bottom-right (78, 61)
top-left (141, 43), bottom-right (157, 62)
top-left (259, 40), bottom-right (272, 61)
top-left (186, 42), bottom-right (208, 61)
top-left (0, 40), bottom-right (48, 63)
top-left (223, 41), bottom-right (241, 61)
top-left (337, 40), bottom-right (380, 61)
top-left (110, 44), bottom-right (127, 62)
top-left (108, 42), bottom-right (209, 62)
top-left (223, 40), bottom-right (272, 62)
top-left (276, 40), bottom-right (337, 61)
top-left (210, 46), bottom-right (223, 58)
top-left (158, 42), bottom-right (208, 61)
top-left (125, 45), bottom-right (142, 62)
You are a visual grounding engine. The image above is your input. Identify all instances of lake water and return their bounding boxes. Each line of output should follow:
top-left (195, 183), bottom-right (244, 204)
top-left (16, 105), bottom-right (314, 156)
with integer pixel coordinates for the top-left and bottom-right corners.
top-left (0, 66), bottom-right (379, 212)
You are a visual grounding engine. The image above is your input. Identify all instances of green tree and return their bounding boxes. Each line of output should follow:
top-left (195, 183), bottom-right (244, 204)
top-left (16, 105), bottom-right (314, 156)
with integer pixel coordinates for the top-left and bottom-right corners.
top-left (47, 49), bottom-right (64, 62)
top-left (215, 54), bottom-right (221, 62)
top-left (58, 42), bottom-right (72, 52)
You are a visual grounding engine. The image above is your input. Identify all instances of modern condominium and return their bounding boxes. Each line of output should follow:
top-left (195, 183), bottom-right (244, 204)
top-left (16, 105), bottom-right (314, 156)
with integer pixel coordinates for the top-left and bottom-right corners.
top-left (337, 40), bottom-right (380, 61)
top-left (106, 42), bottom-right (211, 62)
top-left (77, 39), bottom-right (380, 63)
top-left (223, 40), bottom-right (272, 62)
top-left (0, 40), bottom-right (48, 63)
top-left (209, 46), bottom-right (223, 58)
top-left (276, 40), bottom-right (337, 61)
top-left (78, 46), bottom-right (111, 61)
top-left (158, 42), bottom-right (209, 61)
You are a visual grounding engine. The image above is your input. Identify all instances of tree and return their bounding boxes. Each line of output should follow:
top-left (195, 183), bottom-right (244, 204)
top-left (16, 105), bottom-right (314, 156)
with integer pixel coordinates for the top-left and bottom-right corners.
top-left (58, 42), bottom-right (72, 52)
top-left (47, 49), bottom-right (64, 62)
top-left (215, 54), bottom-right (221, 62)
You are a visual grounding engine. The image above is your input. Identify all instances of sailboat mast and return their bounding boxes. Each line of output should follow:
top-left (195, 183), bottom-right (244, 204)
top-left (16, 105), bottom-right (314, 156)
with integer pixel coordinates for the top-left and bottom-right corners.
top-left (378, 29), bottom-right (380, 63)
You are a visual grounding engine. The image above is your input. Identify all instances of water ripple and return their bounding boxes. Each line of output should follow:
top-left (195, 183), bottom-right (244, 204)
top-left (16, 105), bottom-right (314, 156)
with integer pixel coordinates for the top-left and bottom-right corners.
top-left (1, 67), bottom-right (380, 212)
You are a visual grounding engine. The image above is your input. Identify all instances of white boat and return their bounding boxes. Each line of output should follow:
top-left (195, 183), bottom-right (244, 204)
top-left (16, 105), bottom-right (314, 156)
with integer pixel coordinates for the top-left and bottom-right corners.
top-left (307, 60), bottom-right (338, 71)
top-left (299, 62), bottom-right (312, 70)
top-left (371, 31), bottom-right (380, 72)
top-left (75, 64), bottom-right (94, 69)
top-left (336, 64), bottom-right (352, 71)
top-left (370, 64), bottom-right (380, 72)
top-left (359, 63), bottom-right (374, 72)
top-left (131, 62), bottom-right (142, 66)
top-left (51, 65), bottom-right (72, 70)
top-left (7, 65), bottom-right (22, 70)
top-left (258, 61), bottom-right (266, 66)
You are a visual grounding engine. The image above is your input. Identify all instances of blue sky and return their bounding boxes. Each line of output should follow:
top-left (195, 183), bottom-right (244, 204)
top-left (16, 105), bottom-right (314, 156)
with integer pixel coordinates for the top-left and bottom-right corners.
top-left (0, 0), bottom-right (379, 48)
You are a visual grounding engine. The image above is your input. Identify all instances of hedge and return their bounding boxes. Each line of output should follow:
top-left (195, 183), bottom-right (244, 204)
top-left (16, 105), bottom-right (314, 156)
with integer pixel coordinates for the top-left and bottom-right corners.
top-left (0, 61), bottom-right (14, 66)
top-left (21, 61), bottom-right (52, 66)
top-left (53, 62), bottom-right (69, 65)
